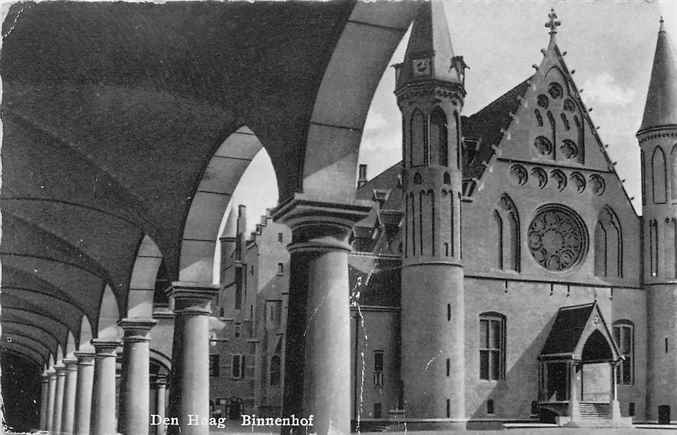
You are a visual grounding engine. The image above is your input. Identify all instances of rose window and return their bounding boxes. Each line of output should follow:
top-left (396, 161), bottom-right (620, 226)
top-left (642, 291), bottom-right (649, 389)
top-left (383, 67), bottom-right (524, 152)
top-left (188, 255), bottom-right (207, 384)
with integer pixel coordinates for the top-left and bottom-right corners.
top-left (528, 205), bottom-right (587, 271)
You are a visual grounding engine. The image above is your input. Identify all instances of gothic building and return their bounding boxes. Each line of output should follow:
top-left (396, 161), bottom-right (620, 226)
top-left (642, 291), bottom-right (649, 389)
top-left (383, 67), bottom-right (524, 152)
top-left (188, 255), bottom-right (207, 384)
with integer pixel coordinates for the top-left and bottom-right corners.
top-left (213, 5), bottom-right (677, 429)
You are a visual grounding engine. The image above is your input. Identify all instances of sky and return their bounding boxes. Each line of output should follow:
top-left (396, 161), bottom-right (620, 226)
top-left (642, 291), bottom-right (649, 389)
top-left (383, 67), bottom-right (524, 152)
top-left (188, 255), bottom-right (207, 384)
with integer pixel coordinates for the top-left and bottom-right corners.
top-left (232, 0), bottom-right (675, 232)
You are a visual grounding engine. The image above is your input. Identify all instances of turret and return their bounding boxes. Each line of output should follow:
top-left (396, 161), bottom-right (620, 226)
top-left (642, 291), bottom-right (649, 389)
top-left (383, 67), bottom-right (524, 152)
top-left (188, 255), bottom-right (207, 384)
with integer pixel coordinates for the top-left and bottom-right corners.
top-left (395, 1), bottom-right (467, 425)
top-left (637, 17), bottom-right (677, 423)
top-left (220, 208), bottom-right (237, 273)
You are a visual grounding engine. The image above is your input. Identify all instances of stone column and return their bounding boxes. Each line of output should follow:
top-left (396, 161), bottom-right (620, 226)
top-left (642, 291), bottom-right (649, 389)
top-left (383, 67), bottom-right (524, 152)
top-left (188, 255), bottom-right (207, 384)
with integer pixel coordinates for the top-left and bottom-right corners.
top-left (73, 351), bottom-right (96, 435)
top-left (60, 358), bottom-right (78, 434)
top-left (118, 318), bottom-right (156, 435)
top-left (154, 375), bottom-right (168, 435)
top-left (39, 372), bottom-right (49, 431)
top-left (53, 363), bottom-right (67, 434)
top-left (567, 361), bottom-right (580, 422)
top-left (609, 362), bottom-right (622, 420)
top-left (91, 339), bottom-right (121, 435)
top-left (166, 282), bottom-right (219, 435)
top-left (46, 368), bottom-right (57, 433)
top-left (273, 197), bottom-right (370, 435)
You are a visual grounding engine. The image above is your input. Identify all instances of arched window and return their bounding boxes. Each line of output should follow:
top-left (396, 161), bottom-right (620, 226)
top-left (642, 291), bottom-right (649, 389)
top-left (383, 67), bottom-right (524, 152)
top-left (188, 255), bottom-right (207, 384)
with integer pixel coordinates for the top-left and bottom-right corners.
top-left (649, 219), bottom-right (659, 277)
top-left (534, 109), bottom-right (543, 127)
top-left (430, 108), bottom-right (448, 166)
top-left (653, 146), bottom-right (668, 204)
top-left (613, 320), bottom-right (634, 385)
top-left (270, 355), bottom-right (281, 386)
top-left (671, 144), bottom-right (677, 201)
top-left (454, 111), bottom-right (461, 170)
top-left (495, 194), bottom-right (520, 272)
top-left (411, 110), bottom-right (427, 167)
top-left (479, 312), bottom-right (506, 381)
top-left (641, 150), bottom-right (646, 206)
top-left (494, 211), bottom-right (503, 269)
top-left (594, 207), bottom-right (623, 278)
top-left (443, 172), bottom-right (451, 184)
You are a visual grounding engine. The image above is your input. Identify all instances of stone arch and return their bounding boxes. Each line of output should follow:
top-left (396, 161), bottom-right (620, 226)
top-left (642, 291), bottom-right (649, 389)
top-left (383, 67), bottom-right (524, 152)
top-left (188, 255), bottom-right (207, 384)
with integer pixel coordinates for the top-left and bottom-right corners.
top-left (300, 3), bottom-right (418, 202)
top-left (127, 235), bottom-right (164, 318)
top-left (64, 330), bottom-right (76, 359)
top-left (79, 315), bottom-right (94, 351)
top-left (97, 285), bottom-right (121, 339)
top-left (652, 146), bottom-right (667, 204)
top-left (581, 330), bottom-right (613, 362)
top-left (55, 343), bottom-right (64, 364)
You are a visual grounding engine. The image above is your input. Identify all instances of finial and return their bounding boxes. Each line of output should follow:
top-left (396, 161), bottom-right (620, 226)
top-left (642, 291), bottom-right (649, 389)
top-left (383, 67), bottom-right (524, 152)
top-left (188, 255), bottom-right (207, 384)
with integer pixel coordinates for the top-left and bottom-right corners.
top-left (659, 16), bottom-right (665, 32)
top-left (545, 8), bottom-right (561, 37)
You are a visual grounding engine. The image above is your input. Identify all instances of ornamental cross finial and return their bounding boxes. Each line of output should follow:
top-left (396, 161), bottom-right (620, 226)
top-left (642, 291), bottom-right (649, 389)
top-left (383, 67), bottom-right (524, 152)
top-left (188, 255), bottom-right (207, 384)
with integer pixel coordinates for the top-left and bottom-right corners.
top-left (545, 8), bottom-right (561, 37)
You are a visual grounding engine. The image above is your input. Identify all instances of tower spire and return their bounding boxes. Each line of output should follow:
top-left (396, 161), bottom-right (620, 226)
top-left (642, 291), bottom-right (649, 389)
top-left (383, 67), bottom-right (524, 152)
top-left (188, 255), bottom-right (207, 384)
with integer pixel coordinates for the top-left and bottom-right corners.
top-left (639, 17), bottom-right (677, 133)
top-left (395, 0), bottom-right (466, 89)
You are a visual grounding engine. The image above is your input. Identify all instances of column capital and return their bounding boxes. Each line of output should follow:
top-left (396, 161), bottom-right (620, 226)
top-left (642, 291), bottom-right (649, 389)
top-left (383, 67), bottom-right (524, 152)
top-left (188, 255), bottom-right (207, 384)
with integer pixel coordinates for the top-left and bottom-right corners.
top-left (152, 374), bottom-right (168, 387)
top-left (272, 194), bottom-right (371, 253)
top-left (55, 363), bottom-right (67, 375)
top-left (166, 281), bottom-right (219, 314)
top-left (73, 351), bottom-right (96, 365)
top-left (119, 318), bottom-right (157, 342)
top-left (91, 338), bottom-right (121, 357)
top-left (63, 358), bottom-right (78, 370)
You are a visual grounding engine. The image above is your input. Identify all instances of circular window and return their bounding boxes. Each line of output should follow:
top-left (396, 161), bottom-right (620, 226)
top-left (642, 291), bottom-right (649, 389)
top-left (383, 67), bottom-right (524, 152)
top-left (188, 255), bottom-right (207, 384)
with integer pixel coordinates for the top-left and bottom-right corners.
top-left (528, 205), bottom-right (588, 271)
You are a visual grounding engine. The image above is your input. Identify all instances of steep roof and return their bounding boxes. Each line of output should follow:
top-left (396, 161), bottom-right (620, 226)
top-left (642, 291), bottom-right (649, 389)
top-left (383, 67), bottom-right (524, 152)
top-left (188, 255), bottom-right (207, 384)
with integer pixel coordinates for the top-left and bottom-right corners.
top-left (462, 78), bottom-right (531, 180)
top-left (639, 18), bottom-right (677, 132)
top-left (396, 0), bottom-right (463, 88)
top-left (541, 303), bottom-right (595, 356)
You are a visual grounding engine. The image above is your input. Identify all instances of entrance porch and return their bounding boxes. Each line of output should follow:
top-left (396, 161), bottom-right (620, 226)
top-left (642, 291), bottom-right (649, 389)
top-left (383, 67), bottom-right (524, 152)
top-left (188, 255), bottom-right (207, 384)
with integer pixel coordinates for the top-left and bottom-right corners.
top-left (537, 302), bottom-right (632, 427)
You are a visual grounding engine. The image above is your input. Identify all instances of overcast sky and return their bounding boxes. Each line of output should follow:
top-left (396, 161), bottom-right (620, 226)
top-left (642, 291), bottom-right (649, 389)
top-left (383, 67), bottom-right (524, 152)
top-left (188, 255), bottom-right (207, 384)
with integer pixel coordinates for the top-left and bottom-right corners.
top-left (232, 0), bottom-right (674, 231)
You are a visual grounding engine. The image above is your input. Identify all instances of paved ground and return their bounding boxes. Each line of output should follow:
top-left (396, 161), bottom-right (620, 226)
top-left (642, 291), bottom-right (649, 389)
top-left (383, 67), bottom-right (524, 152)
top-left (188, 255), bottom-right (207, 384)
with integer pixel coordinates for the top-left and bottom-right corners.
top-left (203, 426), bottom-right (677, 434)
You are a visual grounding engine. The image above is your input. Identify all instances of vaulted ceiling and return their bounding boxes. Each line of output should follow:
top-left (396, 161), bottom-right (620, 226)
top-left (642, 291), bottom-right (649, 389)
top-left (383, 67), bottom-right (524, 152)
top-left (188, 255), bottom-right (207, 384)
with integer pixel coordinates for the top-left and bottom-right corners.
top-left (0, 1), bottom-right (418, 366)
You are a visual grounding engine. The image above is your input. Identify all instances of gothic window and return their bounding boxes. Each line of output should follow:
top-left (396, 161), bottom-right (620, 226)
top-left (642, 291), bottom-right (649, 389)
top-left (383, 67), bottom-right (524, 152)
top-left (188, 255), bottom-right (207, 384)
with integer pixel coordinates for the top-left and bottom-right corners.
top-left (534, 136), bottom-right (553, 156)
top-left (443, 172), bottom-right (451, 184)
top-left (594, 207), bottom-right (622, 278)
top-left (429, 190), bottom-right (436, 256)
top-left (548, 82), bottom-right (563, 99)
top-left (641, 150), bottom-right (646, 206)
top-left (652, 146), bottom-right (668, 204)
top-left (649, 219), bottom-right (659, 277)
top-left (560, 113), bottom-right (570, 130)
top-left (270, 355), bottom-right (281, 386)
top-left (671, 144), bottom-right (677, 201)
top-left (613, 321), bottom-right (634, 385)
top-left (563, 98), bottom-right (576, 112)
top-left (410, 193), bottom-right (416, 256)
top-left (535, 110), bottom-right (543, 127)
top-left (431, 108), bottom-right (448, 166)
top-left (528, 205), bottom-right (587, 271)
top-left (537, 94), bottom-right (549, 109)
top-left (496, 194), bottom-right (520, 272)
top-left (411, 110), bottom-right (427, 167)
top-left (454, 111), bottom-right (461, 170)
top-left (479, 312), bottom-right (506, 381)
top-left (413, 172), bottom-right (422, 184)
top-left (231, 354), bottom-right (245, 379)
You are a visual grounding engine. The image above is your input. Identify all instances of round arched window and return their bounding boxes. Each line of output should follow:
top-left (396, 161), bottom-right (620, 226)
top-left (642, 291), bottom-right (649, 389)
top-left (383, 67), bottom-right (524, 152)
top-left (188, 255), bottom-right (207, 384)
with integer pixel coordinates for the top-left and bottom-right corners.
top-left (528, 204), bottom-right (588, 271)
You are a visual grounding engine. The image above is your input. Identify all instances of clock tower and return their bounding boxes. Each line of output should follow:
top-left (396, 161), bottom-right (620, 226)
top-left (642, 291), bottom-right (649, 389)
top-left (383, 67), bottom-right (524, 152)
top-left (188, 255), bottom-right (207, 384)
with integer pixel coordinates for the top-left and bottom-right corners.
top-left (394, 0), bottom-right (468, 426)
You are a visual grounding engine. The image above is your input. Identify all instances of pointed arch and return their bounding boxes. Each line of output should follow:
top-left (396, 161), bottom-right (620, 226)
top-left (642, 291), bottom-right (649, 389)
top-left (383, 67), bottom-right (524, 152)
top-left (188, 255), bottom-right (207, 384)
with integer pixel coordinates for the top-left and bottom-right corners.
top-left (79, 316), bottom-right (94, 351)
top-left (495, 194), bottom-right (520, 272)
top-left (410, 109), bottom-right (427, 167)
top-left (128, 234), bottom-right (163, 318)
top-left (430, 108), bottom-right (448, 166)
top-left (594, 206), bottom-right (623, 278)
top-left (64, 330), bottom-right (76, 359)
top-left (671, 144), bottom-right (677, 200)
top-left (494, 211), bottom-right (504, 269)
top-left (652, 146), bottom-right (667, 204)
top-left (97, 285), bottom-right (121, 339)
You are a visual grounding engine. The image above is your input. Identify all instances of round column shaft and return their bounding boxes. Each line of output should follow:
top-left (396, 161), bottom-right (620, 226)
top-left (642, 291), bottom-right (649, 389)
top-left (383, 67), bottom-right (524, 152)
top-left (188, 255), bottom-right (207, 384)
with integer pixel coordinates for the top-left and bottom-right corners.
top-left (39, 372), bottom-right (49, 431)
top-left (154, 375), bottom-right (168, 435)
top-left (46, 369), bottom-right (57, 433)
top-left (118, 318), bottom-right (156, 435)
top-left (60, 358), bottom-right (79, 434)
top-left (73, 351), bottom-right (96, 435)
top-left (166, 282), bottom-right (219, 435)
top-left (91, 339), bottom-right (121, 435)
top-left (274, 197), bottom-right (370, 435)
top-left (53, 363), bottom-right (67, 435)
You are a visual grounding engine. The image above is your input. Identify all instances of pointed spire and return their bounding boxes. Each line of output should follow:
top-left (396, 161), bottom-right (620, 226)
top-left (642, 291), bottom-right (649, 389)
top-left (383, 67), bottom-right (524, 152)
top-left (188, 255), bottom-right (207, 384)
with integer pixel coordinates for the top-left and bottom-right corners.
top-left (639, 18), bottom-right (677, 132)
top-left (396, 0), bottom-right (465, 89)
top-left (545, 8), bottom-right (561, 39)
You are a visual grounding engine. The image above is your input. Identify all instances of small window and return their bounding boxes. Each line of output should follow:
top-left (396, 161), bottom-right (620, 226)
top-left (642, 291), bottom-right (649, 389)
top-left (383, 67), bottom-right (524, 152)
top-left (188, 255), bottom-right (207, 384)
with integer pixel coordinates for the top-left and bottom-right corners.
top-left (479, 313), bottom-right (506, 381)
top-left (447, 304), bottom-right (451, 321)
top-left (231, 354), bottom-right (245, 379)
top-left (443, 172), bottom-right (451, 184)
top-left (446, 399), bottom-right (450, 418)
top-left (487, 399), bottom-right (495, 415)
top-left (446, 358), bottom-right (450, 377)
top-left (250, 265), bottom-right (254, 276)
top-left (277, 263), bottom-right (284, 275)
top-left (235, 324), bottom-right (241, 338)
top-left (278, 232), bottom-right (284, 243)
top-left (373, 350), bottom-right (384, 386)
top-left (666, 337), bottom-right (669, 353)
top-left (209, 354), bottom-right (220, 377)
top-left (270, 355), bottom-right (281, 386)
top-left (613, 321), bottom-right (634, 385)
top-left (629, 402), bottom-right (636, 417)
top-left (531, 401), bottom-right (539, 416)
top-left (373, 403), bottom-right (382, 419)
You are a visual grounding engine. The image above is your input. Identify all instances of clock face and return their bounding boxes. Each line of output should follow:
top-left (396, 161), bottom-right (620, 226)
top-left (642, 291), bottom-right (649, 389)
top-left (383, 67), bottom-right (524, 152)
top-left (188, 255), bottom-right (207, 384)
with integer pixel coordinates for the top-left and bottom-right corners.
top-left (412, 58), bottom-right (431, 76)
